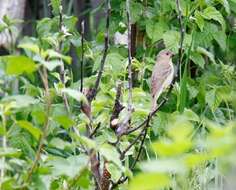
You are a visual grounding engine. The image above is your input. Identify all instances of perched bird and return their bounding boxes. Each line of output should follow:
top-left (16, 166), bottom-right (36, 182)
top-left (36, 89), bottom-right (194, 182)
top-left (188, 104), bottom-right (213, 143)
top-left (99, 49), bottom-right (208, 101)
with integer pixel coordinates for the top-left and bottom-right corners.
top-left (151, 49), bottom-right (174, 112)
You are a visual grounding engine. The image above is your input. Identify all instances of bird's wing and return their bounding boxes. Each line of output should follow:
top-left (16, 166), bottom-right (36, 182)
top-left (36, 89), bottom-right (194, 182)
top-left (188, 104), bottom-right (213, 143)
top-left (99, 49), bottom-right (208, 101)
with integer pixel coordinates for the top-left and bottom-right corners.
top-left (151, 61), bottom-right (172, 99)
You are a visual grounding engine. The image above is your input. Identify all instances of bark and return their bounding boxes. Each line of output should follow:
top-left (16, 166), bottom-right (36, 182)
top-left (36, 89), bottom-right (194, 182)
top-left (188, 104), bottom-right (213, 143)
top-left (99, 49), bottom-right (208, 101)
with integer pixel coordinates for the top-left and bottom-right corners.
top-left (0, 0), bottom-right (26, 49)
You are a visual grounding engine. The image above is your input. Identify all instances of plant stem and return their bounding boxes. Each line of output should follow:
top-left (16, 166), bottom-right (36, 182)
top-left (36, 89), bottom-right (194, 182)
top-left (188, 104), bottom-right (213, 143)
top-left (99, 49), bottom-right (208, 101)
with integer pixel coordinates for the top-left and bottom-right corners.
top-left (25, 67), bottom-right (51, 184)
top-left (89, 0), bottom-right (111, 102)
top-left (127, 0), bottom-right (132, 114)
top-left (80, 20), bottom-right (85, 93)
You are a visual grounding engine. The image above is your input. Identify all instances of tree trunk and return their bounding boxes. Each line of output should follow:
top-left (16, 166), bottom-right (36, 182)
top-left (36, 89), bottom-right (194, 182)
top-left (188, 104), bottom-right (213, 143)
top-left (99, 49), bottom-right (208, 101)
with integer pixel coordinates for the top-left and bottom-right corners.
top-left (0, 0), bottom-right (26, 49)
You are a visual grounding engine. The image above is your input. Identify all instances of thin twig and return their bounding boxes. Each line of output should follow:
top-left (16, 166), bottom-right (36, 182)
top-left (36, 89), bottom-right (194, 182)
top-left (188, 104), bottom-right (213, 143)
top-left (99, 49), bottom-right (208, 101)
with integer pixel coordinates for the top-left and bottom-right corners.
top-left (120, 129), bottom-right (145, 160)
top-left (80, 20), bottom-right (85, 92)
top-left (58, 4), bottom-right (70, 113)
top-left (114, 0), bottom-right (133, 136)
top-left (131, 123), bottom-right (148, 169)
top-left (25, 67), bottom-right (51, 184)
top-left (89, 122), bottom-right (101, 138)
top-left (89, 0), bottom-right (111, 102)
top-left (126, 0), bottom-right (133, 114)
top-left (110, 82), bottom-right (124, 129)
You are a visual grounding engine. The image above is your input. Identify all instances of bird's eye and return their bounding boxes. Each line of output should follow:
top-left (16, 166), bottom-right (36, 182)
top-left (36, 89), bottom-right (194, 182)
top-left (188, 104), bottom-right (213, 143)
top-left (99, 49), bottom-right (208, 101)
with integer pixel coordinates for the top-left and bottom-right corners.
top-left (166, 52), bottom-right (169, 55)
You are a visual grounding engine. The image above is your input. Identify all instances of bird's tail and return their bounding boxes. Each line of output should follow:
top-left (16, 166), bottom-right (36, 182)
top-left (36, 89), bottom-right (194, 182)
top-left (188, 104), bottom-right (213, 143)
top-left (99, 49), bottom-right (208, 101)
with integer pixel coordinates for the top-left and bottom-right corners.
top-left (150, 89), bottom-right (163, 113)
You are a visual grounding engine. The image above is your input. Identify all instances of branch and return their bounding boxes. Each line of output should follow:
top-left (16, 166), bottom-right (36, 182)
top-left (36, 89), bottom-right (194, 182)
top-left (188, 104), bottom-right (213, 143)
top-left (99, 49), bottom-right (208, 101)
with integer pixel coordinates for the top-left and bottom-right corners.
top-left (110, 83), bottom-right (124, 129)
top-left (114, 0), bottom-right (133, 136)
top-left (127, 0), bottom-right (133, 115)
top-left (80, 20), bottom-right (85, 93)
top-left (89, 122), bottom-right (101, 138)
top-left (120, 129), bottom-right (146, 160)
top-left (58, 5), bottom-right (70, 113)
top-left (88, 0), bottom-right (111, 102)
top-left (25, 67), bottom-right (51, 184)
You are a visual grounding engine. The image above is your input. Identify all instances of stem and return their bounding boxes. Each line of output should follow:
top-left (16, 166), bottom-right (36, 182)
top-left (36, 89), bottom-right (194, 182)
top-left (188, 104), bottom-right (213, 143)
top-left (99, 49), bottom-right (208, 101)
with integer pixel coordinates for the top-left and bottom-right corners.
top-left (126, 0), bottom-right (132, 114)
top-left (89, 0), bottom-right (111, 102)
top-left (80, 20), bottom-right (85, 93)
top-left (58, 4), bottom-right (70, 113)
top-left (25, 67), bottom-right (51, 184)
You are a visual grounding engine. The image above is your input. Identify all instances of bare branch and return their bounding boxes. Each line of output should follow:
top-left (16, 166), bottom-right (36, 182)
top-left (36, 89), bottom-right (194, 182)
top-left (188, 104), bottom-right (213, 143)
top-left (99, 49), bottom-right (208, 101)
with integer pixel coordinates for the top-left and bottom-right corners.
top-left (58, 5), bottom-right (70, 113)
top-left (114, 0), bottom-right (133, 136)
top-left (88, 0), bottom-right (111, 102)
top-left (126, 0), bottom-right (133, 114)
top-left (110, 82), bottom-right (124, 129)
top-left (89, 122), bottom-right (101, 138)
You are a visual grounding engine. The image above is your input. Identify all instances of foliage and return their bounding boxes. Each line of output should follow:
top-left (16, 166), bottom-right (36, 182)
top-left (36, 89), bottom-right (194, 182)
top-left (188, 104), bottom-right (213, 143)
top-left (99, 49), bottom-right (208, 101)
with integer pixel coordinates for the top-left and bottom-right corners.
top-left (0, 0), bottom-right (236, 190)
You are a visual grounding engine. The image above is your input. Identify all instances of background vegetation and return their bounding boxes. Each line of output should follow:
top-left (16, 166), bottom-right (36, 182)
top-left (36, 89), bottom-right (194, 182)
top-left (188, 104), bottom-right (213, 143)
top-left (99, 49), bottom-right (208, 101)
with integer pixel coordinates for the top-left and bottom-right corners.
top-left (0, 0), bottom-right (236, 189)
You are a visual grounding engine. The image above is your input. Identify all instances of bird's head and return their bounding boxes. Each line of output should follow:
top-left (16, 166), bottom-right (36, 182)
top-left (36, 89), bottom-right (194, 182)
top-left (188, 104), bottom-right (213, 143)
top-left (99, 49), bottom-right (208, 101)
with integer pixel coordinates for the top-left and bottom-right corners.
top-left (157, 49), bottom-right (174, 60)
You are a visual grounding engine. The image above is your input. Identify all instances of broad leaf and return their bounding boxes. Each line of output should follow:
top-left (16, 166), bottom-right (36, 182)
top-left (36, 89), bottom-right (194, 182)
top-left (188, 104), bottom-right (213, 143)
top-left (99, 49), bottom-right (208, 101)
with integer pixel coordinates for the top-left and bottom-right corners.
top-left (2, 56), bottom-right (37, 75)
top-left (17, 120), bottom-right (42, 140)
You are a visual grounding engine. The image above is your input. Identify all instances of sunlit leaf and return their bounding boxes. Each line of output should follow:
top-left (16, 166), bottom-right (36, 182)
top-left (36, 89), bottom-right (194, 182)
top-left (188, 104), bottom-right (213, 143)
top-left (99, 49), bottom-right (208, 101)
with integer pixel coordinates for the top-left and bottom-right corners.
top-left (201, 6), bottom-right (225, 30)
top-left (129, 173), bottom-right (170, 190)
top-left (17, 120), bottom-right (42, 140)
top-left (2, 56), bottom-right (37, 75)
top-left (2, 95), bottom-right (38, 109)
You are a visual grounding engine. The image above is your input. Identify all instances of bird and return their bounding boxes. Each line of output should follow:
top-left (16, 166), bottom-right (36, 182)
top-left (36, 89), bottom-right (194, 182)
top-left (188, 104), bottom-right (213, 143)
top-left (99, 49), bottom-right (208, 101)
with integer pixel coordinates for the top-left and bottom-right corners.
top-left (151, 49), bottom-right (174, 112)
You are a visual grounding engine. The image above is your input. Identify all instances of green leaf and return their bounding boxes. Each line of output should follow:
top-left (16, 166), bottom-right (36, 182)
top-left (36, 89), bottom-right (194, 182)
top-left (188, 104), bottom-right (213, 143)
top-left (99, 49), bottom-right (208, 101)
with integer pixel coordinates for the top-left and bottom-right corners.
top-left (217, 0), bottom-right (230, 14)
top-left (76, 135), bottom-right (96, 149)
top-left (48, 155), bottom-right (88, 178)
top-left (49, 138), bottom-right (71, 149)
top-left (190, 52), bottom-right (205, 69)
top-left (212, 31), bottom-right (227, 50)
top-left (2, 56), bottom-right (37, 75)
top-left (140, 159), bottom-right (185, 174)
top-left (130, 2), bottom-right (143, 23)
top-left (54, 115), bottom-right (75, 129)
top-left (129, 173), bottom-right (170, 190)
top-left (196, 47), bottom-right (215, 63)
top-left (201, 6), bottom-right (225, 30)
top-left (106, 53), bottom-right (126, 73)
top-left (152, 140), bottom-right (193, 157)
top-left (163, 31), bottom-right (192, 53)
top-left (195, 11), bottom-right (205, 31)
top-left (163, 31), bottom-right (180, 53)
top-left (44, 50), bottom-right (72, 64)
top-left (17, 120), bottom-right (42, 140)
top-left (184, 153), bottom-right (211, 168)
top-left (18, 43), bottom-right (40, 54)
top-left (206, 89), bottom-right (222, 111)
top-left (182, 109), bottom-right (200, 122)
top-left (2, 95), bottom-right (38, 109)
top-left (50, 0), bottom-right (61, 16)
top-left (146, 21), bottom-right (165, 43)
top-left (0, 147), bottom-right (21, 158)
top-left (62, 88), bottom-right (88, 104)
top-left (107, 163), bottom-right (122, 182)
top-left (100, 144), bottom-right (122, 168)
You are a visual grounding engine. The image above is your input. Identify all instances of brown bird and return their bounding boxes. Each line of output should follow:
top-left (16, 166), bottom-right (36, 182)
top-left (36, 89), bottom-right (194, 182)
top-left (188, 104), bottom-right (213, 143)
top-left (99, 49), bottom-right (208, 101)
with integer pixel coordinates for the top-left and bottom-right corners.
top-left (151, 49), bottom-right (174, 112)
